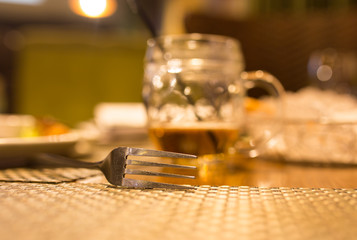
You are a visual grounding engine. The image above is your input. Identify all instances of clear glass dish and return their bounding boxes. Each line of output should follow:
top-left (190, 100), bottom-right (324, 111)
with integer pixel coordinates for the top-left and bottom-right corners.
top-left (264, 119), bottom-right (357, 165)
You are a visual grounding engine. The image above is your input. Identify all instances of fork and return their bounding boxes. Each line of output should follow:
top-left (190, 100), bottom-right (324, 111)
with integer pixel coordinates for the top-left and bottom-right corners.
top-left (35, 146), bottom-right (197, 189)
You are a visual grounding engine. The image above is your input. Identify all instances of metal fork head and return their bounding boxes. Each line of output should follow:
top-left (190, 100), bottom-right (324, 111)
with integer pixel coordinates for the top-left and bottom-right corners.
top-left (100, 147), bottom-right (197, 189)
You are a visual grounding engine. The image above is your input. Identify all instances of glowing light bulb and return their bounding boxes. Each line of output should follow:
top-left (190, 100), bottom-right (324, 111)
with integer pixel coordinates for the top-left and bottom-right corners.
top-left (69, 0), bottom-right (117, 18)
top-left (79, 0), bottom-right (106, 18)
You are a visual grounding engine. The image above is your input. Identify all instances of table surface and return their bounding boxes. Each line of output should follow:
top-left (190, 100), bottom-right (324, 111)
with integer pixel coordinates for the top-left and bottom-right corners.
top-left (115, 139), bottom-right (357, 189)
top-left (1, 139), bottom-right (357, 240)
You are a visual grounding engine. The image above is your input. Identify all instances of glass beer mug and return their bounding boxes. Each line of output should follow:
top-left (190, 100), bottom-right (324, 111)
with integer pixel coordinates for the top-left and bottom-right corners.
top-left (143, 33), bottom-right (284, 159)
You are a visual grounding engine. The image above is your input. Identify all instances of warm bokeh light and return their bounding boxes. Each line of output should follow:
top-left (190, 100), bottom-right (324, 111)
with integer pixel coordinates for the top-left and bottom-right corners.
top-left (69, 0), bottom-right (117, 18)
top-left (79, 0), bottom-right (106, 18)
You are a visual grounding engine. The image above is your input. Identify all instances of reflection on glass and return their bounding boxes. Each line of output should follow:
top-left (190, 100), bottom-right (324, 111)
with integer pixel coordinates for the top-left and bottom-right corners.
top-left (308, 48), bottom-right (357, 95)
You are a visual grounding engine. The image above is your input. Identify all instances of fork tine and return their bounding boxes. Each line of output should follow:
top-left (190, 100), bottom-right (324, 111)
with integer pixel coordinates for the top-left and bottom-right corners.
top-left (125, 169), bottom-right (195, 179)
top-left (126, 159), bottom-right (196, 169)
top-left (122, 178), bottom-right (195, 189)
top-left (126, 147), bottom-right (197, 159)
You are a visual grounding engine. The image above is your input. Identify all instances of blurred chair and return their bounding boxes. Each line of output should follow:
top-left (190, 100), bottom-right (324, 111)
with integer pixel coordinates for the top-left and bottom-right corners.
top-left (185, 10), bottom-right (357, 92)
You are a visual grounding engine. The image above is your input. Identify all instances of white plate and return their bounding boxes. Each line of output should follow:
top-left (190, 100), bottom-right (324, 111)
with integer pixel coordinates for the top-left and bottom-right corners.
top-left (0, 132), bottom-right (79, 159)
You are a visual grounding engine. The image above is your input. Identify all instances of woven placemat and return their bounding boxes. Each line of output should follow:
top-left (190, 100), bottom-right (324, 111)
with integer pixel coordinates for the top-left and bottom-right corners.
top-left (0, 168), bottom-right (101, 183)
top-left (1, 182), bottom-right (356, 240)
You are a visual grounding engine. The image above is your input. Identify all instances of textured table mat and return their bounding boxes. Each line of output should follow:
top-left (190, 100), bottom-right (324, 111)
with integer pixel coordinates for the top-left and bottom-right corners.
top-left (0, 168), bottom-right (101, 183)
top-left (1, 180), bottom-right (357, 240)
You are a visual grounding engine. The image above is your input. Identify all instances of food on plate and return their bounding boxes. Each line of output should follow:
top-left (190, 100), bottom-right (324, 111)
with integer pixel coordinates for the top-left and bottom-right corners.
top-left (0, 114), bottom-right (70, 138)
top-left (23, 117), bottom-right (70, 137)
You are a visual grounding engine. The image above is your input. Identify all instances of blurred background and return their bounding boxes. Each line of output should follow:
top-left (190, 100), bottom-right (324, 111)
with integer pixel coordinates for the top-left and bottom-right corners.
top-left (1, 0), bottom-right (357, 127)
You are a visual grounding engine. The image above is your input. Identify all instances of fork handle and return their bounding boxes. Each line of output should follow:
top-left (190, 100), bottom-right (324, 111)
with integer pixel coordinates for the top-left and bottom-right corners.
top-left (33, 153), bottom-right (101, 169)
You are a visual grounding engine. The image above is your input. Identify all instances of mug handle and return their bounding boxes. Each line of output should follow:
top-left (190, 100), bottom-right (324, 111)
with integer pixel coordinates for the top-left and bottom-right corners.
top-left (236, 70), bottom-right (285, 157)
